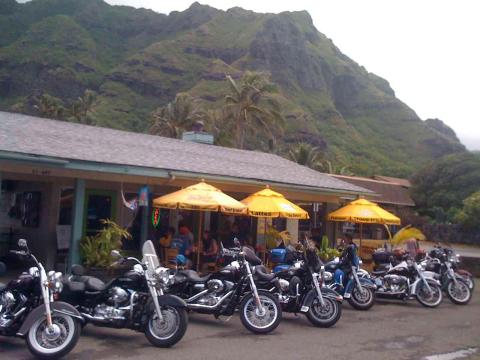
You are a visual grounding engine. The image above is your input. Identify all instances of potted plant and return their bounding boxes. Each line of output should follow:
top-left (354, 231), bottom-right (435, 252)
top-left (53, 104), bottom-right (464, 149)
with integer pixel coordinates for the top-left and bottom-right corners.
top-left (318, 235), bottom-right (340, 262)
top-left (80, 219), bottom-right (131, 280)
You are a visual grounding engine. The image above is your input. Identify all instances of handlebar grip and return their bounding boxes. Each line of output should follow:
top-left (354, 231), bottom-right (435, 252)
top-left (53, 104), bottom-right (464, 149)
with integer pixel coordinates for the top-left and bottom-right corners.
top-left (10, 250), bottom-right (25, 256)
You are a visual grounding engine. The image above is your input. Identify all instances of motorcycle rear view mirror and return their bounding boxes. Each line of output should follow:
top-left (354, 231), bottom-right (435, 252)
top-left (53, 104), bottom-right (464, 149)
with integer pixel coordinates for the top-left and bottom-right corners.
top-left (18, 238), bottom-right (28, 248)
top-left (110, 250), bottom-right (122, 259)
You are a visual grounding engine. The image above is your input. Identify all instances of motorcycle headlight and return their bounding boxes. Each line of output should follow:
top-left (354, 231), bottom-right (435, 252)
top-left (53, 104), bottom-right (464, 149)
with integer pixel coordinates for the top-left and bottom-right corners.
top-left (155, 267), bottom-right (170, 285)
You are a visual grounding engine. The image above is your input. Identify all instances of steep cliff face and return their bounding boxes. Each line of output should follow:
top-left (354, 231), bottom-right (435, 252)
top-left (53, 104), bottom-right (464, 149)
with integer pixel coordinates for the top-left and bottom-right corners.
top-left (0, 0), bottom-right (465, 175)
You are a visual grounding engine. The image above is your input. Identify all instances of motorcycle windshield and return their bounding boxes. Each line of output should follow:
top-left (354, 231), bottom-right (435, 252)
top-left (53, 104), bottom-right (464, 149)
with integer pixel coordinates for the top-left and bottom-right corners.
top-left (142, 240), bottom-right (160, 276)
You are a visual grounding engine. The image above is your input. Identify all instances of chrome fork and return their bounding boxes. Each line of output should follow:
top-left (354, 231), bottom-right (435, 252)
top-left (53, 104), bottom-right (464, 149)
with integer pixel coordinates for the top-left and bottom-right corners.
top-left (245, 262), bottom-right (265, 314)
top-left (312, 271), bottom-right (326, 307)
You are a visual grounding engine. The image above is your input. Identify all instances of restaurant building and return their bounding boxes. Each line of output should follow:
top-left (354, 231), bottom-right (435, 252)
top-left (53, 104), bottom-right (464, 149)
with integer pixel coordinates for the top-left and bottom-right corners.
top-left (0, 111), bottom-right (370, 270)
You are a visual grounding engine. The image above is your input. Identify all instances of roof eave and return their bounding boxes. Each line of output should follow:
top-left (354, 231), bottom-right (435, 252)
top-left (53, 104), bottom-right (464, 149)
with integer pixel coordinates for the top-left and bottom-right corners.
top-left (0, 150), bottom-right (373, 197)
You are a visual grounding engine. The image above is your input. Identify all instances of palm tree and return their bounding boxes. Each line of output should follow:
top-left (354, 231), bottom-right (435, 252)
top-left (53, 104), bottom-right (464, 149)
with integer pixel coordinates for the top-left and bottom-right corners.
top-left (34, 94), bottom-right (65, 119)
top-left (150, 93), bottom-right (203, 138)
top-left (321, 160), bottom-right (354, 176)
top-left (77, 89), bottom-right (97, 124)
top-left (224, 71), bottom-right (283, 149)
top-left (289, 143), bottom-right (324, 170)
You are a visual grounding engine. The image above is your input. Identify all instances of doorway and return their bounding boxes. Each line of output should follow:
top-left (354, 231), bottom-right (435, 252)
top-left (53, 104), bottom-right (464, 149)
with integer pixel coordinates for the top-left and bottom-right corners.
top-left (83, 189), bottom-right (117, 237)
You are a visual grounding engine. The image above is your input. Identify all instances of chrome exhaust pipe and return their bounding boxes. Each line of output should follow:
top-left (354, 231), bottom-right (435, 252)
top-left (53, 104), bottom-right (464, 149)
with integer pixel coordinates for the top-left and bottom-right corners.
top-left (186, 289), bottom-right (209, 303)
top-left (187, 291), bottom-right (233, 310)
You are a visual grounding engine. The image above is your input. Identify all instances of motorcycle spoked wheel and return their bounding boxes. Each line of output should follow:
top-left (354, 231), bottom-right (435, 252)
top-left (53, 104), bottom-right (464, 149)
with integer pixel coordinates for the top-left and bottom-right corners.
top-left (348, 286), bottom-right (375, 311)
top-left (26, 313), bottom-right (81, 359)
top-left (239, 291), bottom-right (282, 334)
top-left (416, 282), bottom-right (443, 308)
top-left (145, 305), bottom-right (188, 348)
top-left (306, 297), bottom-right (342, 328)
top-left (446, 279), bottom-right (472, 305)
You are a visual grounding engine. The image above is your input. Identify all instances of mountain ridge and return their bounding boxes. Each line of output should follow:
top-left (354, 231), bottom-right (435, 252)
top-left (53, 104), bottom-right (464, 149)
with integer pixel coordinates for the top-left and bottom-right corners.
top-left (0, 0), bottom-right (466, 176)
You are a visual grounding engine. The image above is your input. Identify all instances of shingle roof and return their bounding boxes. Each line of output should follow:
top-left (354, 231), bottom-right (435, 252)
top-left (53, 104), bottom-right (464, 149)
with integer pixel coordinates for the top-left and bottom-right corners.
top-left (331, 175), bottom-right (415, 206)
top-left (373, 175), bottom-right (411, 188)
top-left (0, 111), bottom-right (369, 195)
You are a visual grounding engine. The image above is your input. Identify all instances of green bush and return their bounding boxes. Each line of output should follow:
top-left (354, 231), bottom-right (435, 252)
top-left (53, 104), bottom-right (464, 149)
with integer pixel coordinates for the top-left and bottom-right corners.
top-left (80, 219), bottom-right (131, 268)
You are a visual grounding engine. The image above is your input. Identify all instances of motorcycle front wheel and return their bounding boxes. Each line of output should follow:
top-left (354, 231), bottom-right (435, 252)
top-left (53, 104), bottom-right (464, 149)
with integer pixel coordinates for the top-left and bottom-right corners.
top-left (306, 297), bottom-right (342, 328)
top-left (26, 313), bottom-right (80, 359)
top-left (446, 279), bottom-right (472, 305)
top-left (145, 305), bottom-right (188, 348)
top-left (239, 291), bottom-right (281, 334)
top-left (416, 282), bottom-right (443, 308)
top-left (348, 286), bottom-right (375, 311)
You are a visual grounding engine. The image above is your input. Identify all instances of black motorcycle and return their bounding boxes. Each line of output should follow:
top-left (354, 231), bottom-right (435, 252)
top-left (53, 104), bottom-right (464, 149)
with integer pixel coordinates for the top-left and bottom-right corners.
top-left (255, 239), bottom-right (343, 327)
top-left (61, 240), bottom-right (188, 347)
top-left (0, 239), bottom-right (82, 359)
top-left (420, 247), bottom-right (472, 305)
top-left (167, 243), bottom-right (282, 334)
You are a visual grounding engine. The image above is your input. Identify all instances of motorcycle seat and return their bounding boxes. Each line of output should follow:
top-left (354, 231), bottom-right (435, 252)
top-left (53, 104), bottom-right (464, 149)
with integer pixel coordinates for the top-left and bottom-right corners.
top-left (0, 282), bottom-right (6, 291)
top-left (254, 265), bottom-right (276, 282)
top-left (85, 277), bottom-right (107, 292)
top-left (324, 261), bottom-right (338, 271)
top-left (180, 270), bottom-right (211, 283)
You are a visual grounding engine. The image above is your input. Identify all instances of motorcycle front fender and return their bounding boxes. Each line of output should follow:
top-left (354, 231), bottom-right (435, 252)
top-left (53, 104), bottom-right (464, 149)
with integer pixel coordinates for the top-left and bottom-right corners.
top-left (422, 271), bottom-right (439, 280)
top-left (158, 294), bottom-right (187, 308)
top-left (301, 288), bottom-right (343, 311)
top-left (16, 301), bottom-right (83, 337)
top-left (411, 278), bottom-right (440, 296)
top-left (456, 269), bottom-right (472, 277)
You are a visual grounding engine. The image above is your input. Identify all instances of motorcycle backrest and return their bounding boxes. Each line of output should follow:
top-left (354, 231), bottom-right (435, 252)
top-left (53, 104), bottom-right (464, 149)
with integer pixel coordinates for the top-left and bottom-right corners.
top-left (71, 264), bottom-right (85, 276)
top-left (242, 246), bottom-right (262, 266)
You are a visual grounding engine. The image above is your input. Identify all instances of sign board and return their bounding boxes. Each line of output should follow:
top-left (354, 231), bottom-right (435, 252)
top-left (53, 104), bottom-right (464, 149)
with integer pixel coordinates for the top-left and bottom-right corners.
top-left (56, 225), bottom-right (71, 250)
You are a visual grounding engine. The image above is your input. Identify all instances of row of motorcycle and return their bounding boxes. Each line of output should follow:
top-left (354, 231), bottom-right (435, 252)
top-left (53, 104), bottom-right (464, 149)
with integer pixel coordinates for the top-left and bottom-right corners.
top-left (0, 237), bottom-right (475, 359)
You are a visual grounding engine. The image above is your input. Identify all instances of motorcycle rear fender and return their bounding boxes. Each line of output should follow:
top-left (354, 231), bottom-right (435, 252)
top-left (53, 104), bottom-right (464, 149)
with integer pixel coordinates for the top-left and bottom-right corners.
top-left (411, 278), bottom-right (440, 295)
top-left (302, 288), bottom-right (343, 311)
top-left (16, 301), bottom-right (83, 337)
top-left (344, 277), bottom-right (376, 296)
top-left (158, 294), bottom-right (187, 308)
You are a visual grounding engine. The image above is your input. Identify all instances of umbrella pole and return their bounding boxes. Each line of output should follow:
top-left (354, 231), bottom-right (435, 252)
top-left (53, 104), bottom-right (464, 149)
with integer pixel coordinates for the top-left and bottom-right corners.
top-left (263, 218), bottom-right (267, 264)
top-left (197, 213), bottom-right (203, 271)
top-left (360, 223), bottom-right (363, 255)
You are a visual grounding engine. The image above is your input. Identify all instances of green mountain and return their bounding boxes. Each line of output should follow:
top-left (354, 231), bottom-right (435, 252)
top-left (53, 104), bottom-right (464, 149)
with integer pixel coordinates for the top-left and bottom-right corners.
top-left (0, 0), bottom-right (466, 176)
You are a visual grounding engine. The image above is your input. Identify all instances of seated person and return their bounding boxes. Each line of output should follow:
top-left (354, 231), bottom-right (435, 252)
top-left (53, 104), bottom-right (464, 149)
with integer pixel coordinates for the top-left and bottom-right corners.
top-left (171, 223), bottom-right (194, 256)
top-left (158, 226), bottom-right (175, 261)
top-left (334, 233), bottom-right (359, 288)
top-left (201, 230), bottom-right (218, 263)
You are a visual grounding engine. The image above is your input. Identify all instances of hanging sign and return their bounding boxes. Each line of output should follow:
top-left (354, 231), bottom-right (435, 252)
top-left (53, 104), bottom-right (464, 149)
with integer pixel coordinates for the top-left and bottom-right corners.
top-left (152, 208), bottom-right (161, 228)
top-left (138, 185), bottom-right (149, 207)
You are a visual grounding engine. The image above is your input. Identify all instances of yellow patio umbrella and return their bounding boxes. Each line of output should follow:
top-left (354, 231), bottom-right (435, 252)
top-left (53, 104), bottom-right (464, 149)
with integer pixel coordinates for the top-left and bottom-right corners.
top-left (240, 186), bottom-right (310, 219)
top-left (153, 180), bottom-right (246, 269)
top-left (391, 225), bottom-right (426, 246)
top-left (327, 198), bottom-right (401, 252)
top-left (240, 186), bottom-right (309, 261)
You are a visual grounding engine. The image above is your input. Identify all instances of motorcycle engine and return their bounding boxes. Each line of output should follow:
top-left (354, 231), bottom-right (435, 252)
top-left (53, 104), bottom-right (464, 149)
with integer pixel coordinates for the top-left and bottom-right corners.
top-left (93, 304), bottom-right (127, 320)
top-left (206, 279), bottom-right (224, 294)
top-left (108, 287), bottom-right (129, 306)
top-left (197, 280), bottom-right (232, 306)
top-left (384, 274), bottom-right (408, 292)
top-left (0, 291), bottom-right (22, 328)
